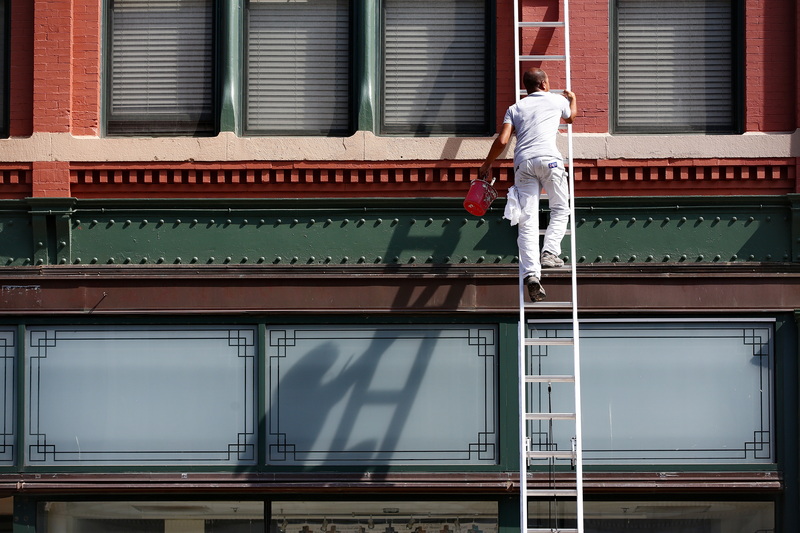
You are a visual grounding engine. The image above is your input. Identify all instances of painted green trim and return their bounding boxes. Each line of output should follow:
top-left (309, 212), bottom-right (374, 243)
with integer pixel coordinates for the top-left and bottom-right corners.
top-left (498, 320), bottom-right (521, 472)
top-left (219, 0), bottom-right (241, 133)
top-left (354, 0), bottom-right (378, 132)
top-left (1, 195), bottom-right (796, 268)
top-left (497, 495), bottom-right (520, 533)
top-left (14, 324), bottom-right (23, 469)
top-left (12, 497), bottom-right (35, 533)
top-left (789, 194), bottom-right (800, 262)
top-left (258, 321), bottom-right (268, 468)
top-left (780, 310), bottom-right (800, 531)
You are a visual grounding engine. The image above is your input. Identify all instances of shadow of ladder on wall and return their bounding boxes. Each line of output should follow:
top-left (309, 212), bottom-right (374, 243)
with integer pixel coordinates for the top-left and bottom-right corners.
top-left (513, 0), bottom-right (584, 532)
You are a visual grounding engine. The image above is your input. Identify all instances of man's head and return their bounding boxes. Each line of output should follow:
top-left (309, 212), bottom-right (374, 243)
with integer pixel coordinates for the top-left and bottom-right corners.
top-left (523, 68), bottom-right (549, 94)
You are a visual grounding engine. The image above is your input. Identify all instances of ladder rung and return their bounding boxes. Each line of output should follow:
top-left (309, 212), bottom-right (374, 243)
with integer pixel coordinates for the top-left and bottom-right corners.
top-left (519, 21), bottom-right (565, 28)
top-left (520, 55), bottom-right (567, 61)
top-left (526, 412), bottom-right (576, 421)
top-left (524, 338), bottom-right (574, 346)
top-left (525, 375), bottom-right (575, 383)
top-left (519, 88), bottom-right (570, 96)
top-left (526, 450), bottom-right (575, 460)
top-left (523, 302), bottom-right (573, 309)
top-left (528, 529), bottom-right (579, 533)
top-left (526, 489), bottom-right (578, 497)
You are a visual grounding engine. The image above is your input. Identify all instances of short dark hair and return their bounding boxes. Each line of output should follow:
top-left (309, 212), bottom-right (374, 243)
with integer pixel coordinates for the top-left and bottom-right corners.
top-left (523, 68), bottom-right (548, 93)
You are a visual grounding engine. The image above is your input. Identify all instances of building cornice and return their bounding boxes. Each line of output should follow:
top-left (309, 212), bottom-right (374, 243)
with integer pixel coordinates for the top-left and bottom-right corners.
top-left (0, 130), bottom-right (797, 163)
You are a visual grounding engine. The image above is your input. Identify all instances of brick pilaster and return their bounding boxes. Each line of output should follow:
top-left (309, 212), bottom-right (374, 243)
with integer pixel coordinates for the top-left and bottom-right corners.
top-left (32, 161), bottom-right (71, 198)
top-left (33, 0), bottom-right (73, 133)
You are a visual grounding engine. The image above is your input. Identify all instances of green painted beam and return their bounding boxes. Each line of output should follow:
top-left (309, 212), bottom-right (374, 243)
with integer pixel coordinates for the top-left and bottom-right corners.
top-left (66, 208), bottom-right (515, 266)
top-left (0, 197), bottom-right (795, 268)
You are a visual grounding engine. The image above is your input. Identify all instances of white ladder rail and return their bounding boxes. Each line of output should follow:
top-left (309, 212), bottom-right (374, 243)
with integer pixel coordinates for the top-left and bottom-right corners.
top-left (514, 0), bottom-right (584, 530)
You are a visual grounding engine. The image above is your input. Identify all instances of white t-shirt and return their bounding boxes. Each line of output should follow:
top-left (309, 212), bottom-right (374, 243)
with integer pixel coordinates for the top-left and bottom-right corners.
top-left (503, 91), bottom-right (572, 166)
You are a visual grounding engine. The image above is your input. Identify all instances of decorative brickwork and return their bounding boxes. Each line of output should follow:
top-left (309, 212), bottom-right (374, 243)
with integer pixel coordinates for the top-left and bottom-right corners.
top-left (63, 160), bottom-right (797, 199)
top-left (0, 166), bottom-right (32, 199)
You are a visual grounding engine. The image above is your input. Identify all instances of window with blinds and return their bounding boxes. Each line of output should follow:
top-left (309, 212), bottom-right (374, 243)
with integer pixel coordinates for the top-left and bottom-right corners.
top-left (614, 0), bottom-right (738, 133)
top-left (245, 0), bottom-right (351, 136)
top-left (106, 0), bottom-right (216, 136)
top-left (382, 0), bottom-right (489, 135)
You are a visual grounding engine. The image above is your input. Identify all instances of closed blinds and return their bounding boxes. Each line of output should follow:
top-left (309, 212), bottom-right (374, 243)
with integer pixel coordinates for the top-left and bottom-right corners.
top-left (107, 0), bottom-right (215, 135)
top-left (616, 0), bottom-right (735, 133)
top-left (246, 0), bottom-right (351, 135)
top-left (383, 0), bottom-right (488, 135)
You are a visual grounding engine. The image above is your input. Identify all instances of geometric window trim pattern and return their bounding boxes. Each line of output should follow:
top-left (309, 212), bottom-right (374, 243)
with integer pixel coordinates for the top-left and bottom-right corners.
top-left (26, 326), bottom-right (256, 465)
top-left (267, 326), bottom-right (497, 465)
top-left (527, 321), bottom-right (773, 465)
top-left (0, 328), bottom-right (14, 464)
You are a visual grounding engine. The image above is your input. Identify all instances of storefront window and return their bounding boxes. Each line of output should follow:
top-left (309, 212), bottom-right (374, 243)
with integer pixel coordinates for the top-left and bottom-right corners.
top-left (529, 499), bottom-right (774, 532)
top-left (25, 325), bottom-right (256, 466)
top-left (527, 321), bottom-right (774, 464)
top-left (267, 325), bottom-right (497, 465)
top-left (39, 501), bottom-right (264, 532)
top-left (270, 501), bottom-right (498, 533)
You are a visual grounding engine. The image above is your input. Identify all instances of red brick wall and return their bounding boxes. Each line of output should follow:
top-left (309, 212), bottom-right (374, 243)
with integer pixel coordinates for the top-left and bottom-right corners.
top-left (494, 0), bottom-right (610, 134)
top-left (31, 161), bottom-right (70, 197)
top-left (569, 0), bottom-right (609, 134)
top-left (493, 0), bottom-right (516, 131)
top-left (9, 0), bottom-right (34, 137)
top-left (499, 0), bottom-right (797, 135)
top-left (72, 0), bottom-right (101, 136)
top-left (33, 0), bottom-right (72, 133)
top-left (745, 0), bottom-right (797, 132)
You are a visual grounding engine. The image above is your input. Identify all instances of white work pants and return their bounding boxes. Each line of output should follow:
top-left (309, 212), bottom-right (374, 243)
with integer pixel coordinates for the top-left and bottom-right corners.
top-left (514, 157), bottom-right (570, 279)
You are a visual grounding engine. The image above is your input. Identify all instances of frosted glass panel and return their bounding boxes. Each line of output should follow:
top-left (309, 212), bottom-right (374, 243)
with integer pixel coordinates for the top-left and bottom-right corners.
top-left (0, 328), bottom-right (14, 464)
top-left (527, 322), bottom-right (773, 464)
top-left (26, 326), bottom-right (256, 465)
top-left (267, 325), bottom-right (497, 464)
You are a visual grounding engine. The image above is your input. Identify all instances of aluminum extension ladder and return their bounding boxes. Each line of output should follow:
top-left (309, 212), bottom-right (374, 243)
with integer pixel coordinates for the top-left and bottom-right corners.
top-left (513, 0), bottom-right (584, 531)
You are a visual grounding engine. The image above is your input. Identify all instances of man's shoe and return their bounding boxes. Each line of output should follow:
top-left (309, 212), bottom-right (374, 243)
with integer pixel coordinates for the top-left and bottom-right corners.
top-left (541, 250), bottom-right (564, 268)
top-left (524, 276), bottom-right (547, 302)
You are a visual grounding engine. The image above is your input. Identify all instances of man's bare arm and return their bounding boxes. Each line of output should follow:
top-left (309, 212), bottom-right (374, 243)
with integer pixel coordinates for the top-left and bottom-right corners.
top-left (478, 122), bottom-right (515, 178)
top-left (562, 90), bottom-right (578, 124)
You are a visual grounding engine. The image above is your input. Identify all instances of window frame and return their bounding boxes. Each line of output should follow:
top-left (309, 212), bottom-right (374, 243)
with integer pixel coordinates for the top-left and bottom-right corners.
top-left (102, 0), bottom-right (220, 137)
top-left (378, 0), bottom-right (493, 136)
top-left (528, 318), bottom-right (777, 466)
top-left (610, 0), bottom-right (744, 134)
top-left (242, 0), bottom-right (356, 137)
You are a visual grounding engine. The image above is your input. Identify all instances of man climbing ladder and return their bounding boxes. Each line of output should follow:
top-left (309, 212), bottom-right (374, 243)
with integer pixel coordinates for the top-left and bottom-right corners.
top-left (479, 67), bottom-right (578, 302)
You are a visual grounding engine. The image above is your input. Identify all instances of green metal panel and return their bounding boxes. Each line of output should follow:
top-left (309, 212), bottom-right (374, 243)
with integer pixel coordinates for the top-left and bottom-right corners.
top-left (12, 497), bottom-right (35, 533)
top-left (0, 207), bottom-right (33, 267)
top-left (0, 196), bottom-right (795, 268)
top-left (572, 201), bottom-right (792, 264)
top-left (68, 206), bottom-right (515, 266)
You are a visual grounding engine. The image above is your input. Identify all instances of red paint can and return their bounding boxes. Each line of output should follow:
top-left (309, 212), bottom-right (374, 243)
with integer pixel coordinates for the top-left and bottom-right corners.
top-left (463, 178), bottom-right (498, 216)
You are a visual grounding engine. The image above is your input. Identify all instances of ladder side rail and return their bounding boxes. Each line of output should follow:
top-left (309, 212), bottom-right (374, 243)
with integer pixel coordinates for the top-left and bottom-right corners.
top-left (514, 0), bottom-right (522, 103)
top-left (562, 0), bottom-right (585, 530)
top-left (518, 267), bottom-right (528, 533)
top-left (514, 0), bottom-right (526, 528)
